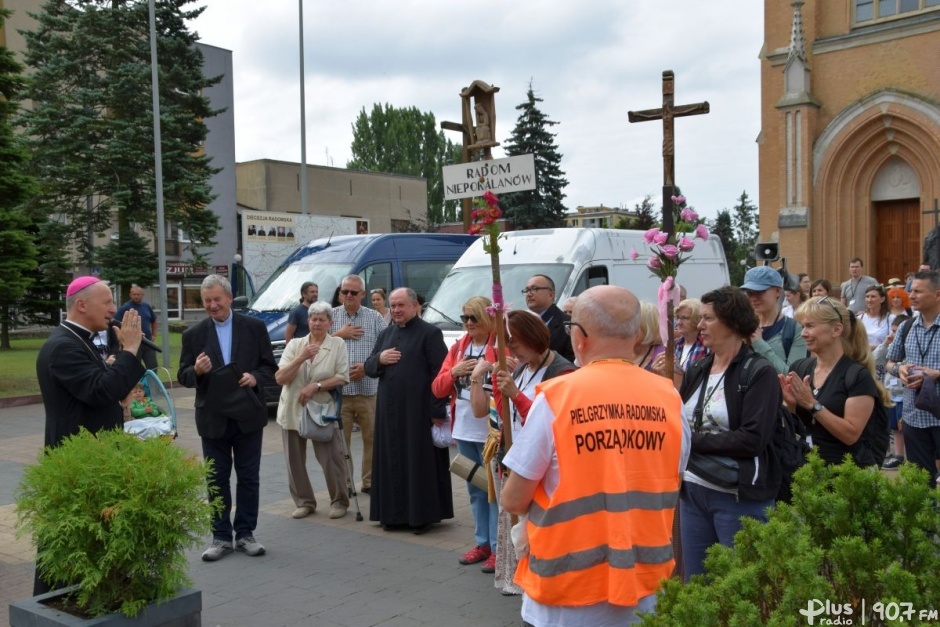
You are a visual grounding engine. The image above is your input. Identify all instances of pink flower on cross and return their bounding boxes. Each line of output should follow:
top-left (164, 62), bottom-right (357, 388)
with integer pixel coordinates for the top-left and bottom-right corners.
top-left (630, 248), bottom-right (640, 260)
top-left (671, 194), bottom-right (686, 205)
top-left (643, 228), bottom-right (660, 244)
top-left (680, 207), bottom-right (699, 223)
top-left (695, 223), bottom-right (710, 240)
top-left (678, 236), bottom-right (695, 252)
top-left (660, 244), bottom-right (680, 259)
top-left (647, 256), bottom-right (662, 271)
top-left (653, 231), bottom-right (669, 246)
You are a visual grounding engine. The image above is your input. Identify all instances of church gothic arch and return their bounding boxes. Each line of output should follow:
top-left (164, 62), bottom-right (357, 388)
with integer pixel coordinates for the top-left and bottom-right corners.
top-left (811, 91), bottom-right (940, 280)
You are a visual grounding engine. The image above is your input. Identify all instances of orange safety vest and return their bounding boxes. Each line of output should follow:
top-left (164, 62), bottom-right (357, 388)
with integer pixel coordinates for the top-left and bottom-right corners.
top-left (514, 359), bottom-right (683, 608)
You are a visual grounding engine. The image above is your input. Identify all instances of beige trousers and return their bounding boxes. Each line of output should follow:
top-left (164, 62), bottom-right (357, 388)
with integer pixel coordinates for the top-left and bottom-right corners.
top-left (282, 427), bottom-right (349, 510)
top-left (340, 394), bottom-right (375, 489)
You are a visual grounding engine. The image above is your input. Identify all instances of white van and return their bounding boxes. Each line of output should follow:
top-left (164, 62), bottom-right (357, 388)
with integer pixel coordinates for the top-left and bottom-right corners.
top-left (423, 228), bottom-right (729, 338)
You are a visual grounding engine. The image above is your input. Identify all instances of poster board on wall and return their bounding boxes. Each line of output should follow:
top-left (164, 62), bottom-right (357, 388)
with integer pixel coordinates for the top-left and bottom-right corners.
top-left (242, 211), bottom-right (357, 286)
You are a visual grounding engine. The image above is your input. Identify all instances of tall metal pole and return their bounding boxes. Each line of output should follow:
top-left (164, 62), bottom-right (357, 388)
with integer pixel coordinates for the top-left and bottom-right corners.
top-left (298, 0), bottom-right (308, 215)
top-left (149, 0), bottom-right (170, 365)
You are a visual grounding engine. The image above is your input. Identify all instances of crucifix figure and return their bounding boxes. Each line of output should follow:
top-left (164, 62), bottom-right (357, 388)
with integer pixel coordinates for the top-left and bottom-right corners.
top-left (628, 70), bottom-right (709, 234)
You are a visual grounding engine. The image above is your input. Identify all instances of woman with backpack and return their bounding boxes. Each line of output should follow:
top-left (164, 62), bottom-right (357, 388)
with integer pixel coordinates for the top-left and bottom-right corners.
top-left (780, 297), bottom-right (890, 467)
top-left (679, 286), bottom-right (782, 581)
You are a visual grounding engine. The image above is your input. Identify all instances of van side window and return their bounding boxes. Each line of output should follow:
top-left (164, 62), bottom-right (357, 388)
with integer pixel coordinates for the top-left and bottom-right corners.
top-left (573, 266), bottom-right (609, 295)
top-left (361, 263), bottom-right (392, 302)
top-left (403, 261), bottom-right (456, 303)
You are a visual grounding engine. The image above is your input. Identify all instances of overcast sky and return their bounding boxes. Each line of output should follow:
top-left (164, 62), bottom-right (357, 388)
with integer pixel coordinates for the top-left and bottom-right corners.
top-left (190, 1), bottom-right (766, 221)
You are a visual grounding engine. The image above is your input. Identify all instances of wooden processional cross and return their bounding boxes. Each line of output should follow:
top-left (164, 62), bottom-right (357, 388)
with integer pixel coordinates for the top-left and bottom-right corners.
top-left (628, 70), bottom-right (709, 234)
top-left (628, 70), bottom-right (709, 385)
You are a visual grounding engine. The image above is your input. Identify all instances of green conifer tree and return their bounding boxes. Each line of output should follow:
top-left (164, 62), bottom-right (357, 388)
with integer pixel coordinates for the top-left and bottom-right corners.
top-left (18, 0), bottom-right (220, 265)
top-left (0, 7), bottom-right (39, 348)
top-left (500, 83), bottom-right (568, 229)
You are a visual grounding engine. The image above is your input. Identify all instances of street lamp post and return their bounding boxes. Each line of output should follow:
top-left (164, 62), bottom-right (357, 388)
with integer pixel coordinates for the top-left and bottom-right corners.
top-left (149, 0), bottom-right (170, 364)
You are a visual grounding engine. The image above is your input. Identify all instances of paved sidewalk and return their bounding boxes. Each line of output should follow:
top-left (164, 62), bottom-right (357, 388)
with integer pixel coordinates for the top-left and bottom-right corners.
top-left (0, 391), bottom-right (521, 626)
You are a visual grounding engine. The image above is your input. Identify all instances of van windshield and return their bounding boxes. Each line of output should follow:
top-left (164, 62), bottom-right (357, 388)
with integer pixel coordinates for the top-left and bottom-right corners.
top-left (248, 263), bottom-right (352, 311)
top-left (424, 264), bottom-right (573, 329)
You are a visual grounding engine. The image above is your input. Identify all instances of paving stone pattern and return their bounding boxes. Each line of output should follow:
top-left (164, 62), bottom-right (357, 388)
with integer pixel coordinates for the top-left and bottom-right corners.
top-left (0, 390), bottom-right (521, 627)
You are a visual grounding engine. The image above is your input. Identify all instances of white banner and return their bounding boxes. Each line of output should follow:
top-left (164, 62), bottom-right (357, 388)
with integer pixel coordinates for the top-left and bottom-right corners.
top-left (442, 154), bottom-right (537, 201)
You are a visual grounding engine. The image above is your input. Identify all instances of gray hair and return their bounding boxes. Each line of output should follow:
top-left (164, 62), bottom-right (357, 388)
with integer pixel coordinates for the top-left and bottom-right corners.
top-left (392, 286), bottom-right (417, 303)
top-left (341, 274), bottom-right (365, 290)
top-left (201, 274), bottom-right (233, 296)
top-left (307, 301), bottom-right (333, 320)
top-left (65, 281), bottom-right (109, 311)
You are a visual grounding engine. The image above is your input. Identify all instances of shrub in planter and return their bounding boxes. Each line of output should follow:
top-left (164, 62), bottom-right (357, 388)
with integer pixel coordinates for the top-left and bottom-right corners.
top-left (15, 428), bottom-right (217, 618)
top-left (642, 453), bottom-right (940, 626)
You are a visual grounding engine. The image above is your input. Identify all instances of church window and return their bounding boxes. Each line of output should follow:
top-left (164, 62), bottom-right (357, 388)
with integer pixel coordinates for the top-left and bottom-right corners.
top-left (855, 0), bottom-right (940, 23)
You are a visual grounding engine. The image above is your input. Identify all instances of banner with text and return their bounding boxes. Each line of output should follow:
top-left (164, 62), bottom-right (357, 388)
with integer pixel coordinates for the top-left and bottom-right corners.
top-left (442, 154), bottom-right (537, 201)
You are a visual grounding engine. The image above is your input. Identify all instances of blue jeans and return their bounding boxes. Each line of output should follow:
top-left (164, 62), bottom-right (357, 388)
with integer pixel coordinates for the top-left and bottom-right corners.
top-left (456, 439), bottom-right (497, 550)
top-left (680, 481), bottom-right (773, 581)
top-left (202, 419), bottom-right (263, 541)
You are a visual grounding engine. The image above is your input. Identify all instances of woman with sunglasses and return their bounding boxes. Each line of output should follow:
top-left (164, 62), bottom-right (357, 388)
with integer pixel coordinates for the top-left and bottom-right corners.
top-left (468, 310), bottom-right (576, 594)
top-left (857, 284), bottom-right (892, 350)
top-left (432, 296), bottom-right (500, 572)
top-left (370, 287), bottom-right (391, 323)
top-left (780, 297), bottom-right (890, 467)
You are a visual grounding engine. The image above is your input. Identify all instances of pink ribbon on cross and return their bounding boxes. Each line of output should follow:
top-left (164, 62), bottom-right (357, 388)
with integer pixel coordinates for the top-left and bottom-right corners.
top-left (657, 277), bottom-right (680, 345)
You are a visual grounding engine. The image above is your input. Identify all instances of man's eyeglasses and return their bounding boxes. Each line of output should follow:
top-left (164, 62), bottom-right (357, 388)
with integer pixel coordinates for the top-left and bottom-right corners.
top-left (460, 314), bottom-right (478, 324)
top-left (562, 320), bottom-right (588, 337)
top-left (340, 289), bottom-right (361, 296)
top-left (521, 286), bottom-right (551, 295)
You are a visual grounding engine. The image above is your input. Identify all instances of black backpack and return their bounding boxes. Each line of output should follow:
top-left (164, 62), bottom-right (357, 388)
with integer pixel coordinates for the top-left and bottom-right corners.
top-left (739, 355), bottom-right (809, 502)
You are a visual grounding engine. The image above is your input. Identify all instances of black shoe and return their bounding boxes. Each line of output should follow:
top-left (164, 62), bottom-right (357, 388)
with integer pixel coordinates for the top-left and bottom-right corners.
top-left (411, 523), bottom-right (433, 535)
top-left (882, 456), bottom-right (904, 469)
top-left (381, 523), bottom-right (407, 532)
top-left (361, 486), bottom-right (371, 495)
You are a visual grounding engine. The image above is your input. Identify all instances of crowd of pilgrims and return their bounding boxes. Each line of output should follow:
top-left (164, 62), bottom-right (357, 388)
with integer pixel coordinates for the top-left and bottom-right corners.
top-left (289, 261), bottom-right (936, 598)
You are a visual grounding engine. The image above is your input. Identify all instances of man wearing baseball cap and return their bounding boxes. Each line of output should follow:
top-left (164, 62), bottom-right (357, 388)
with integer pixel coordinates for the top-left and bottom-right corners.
top-left (740, 266), bottom-right (807, 374)
top-left (33, 276), bottom-right (146, 593)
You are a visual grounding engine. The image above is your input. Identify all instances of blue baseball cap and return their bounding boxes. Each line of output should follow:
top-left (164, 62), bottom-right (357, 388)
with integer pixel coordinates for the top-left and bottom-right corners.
top-left (740, 266), bottom-right (784, 291)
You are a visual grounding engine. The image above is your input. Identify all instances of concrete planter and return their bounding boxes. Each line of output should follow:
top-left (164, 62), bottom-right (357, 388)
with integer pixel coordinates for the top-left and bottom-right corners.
top-left (9, 587), bottom-right (201, 627)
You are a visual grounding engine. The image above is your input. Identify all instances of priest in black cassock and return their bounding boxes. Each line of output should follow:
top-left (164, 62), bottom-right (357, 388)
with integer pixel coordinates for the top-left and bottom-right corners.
top-left (364, 287), bottom-right (453, 533)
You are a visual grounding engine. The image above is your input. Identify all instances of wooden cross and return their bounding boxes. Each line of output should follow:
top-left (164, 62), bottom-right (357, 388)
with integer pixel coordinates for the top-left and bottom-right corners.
top-left (628, 70), bottom-right (709, 234)
top-left (923, 198), bottom-right (940, 228)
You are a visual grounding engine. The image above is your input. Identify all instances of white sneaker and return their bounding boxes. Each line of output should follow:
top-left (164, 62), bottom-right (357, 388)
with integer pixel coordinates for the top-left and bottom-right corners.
top-left (291, 506), bottom-right (314, 519)
top-left (235, 536), bottom-right (265, 556)
top-left (201, 538), bottom-right (233, 562)
top-left (329, 506), bottom-right (347, 519)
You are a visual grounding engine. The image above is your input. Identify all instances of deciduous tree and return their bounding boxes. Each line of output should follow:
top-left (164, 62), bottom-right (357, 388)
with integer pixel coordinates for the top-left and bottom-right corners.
top-left (347, 103), bottom-right (457, 228)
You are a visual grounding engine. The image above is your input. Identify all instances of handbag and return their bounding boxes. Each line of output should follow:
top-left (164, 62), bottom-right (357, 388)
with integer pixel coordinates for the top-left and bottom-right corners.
top-left (914, 374), bottom-right (940, 419)
top-left (297, 361), bottom-right (339, 442)
top-left (299, 399), bottom-right (337, 442)
top-left (431, 419), bottom-right (453, 448)
top-left (688, 364), bottom-right (739, 489)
